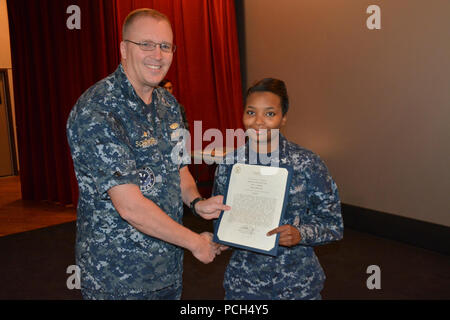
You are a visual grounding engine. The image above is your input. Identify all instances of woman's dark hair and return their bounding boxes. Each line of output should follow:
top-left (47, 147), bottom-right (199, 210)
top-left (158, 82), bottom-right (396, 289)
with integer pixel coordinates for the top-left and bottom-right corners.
top-left (246, 78), bottom-right (289, 115)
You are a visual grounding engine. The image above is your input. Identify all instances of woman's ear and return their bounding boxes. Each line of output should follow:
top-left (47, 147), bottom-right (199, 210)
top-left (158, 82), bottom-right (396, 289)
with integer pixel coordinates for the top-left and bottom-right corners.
top-left (281, 114), bottom-right (287, 127)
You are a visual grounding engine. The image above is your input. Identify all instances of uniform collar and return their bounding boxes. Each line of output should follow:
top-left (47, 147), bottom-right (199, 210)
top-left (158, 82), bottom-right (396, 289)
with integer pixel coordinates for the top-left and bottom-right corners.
top-left (245, 133), bottom-right (287, 155)
top-left (232, 133), bottom-right (287, 165)
top-left (115, 64), bottom-right (156, 114)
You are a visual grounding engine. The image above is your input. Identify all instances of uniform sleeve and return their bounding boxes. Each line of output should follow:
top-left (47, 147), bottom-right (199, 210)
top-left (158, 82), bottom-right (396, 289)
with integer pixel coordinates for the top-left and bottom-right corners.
top-left (211, 163), bottom-right (232, 234)
top-left (297, 154), bottom-right (344, 246)
top-left (69, 108), bottom-right (140, 199)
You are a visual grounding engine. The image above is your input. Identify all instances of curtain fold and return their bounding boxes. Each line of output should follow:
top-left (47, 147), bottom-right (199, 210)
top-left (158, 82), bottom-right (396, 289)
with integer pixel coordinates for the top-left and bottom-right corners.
top-left (8, 0), bottom-right (243, 205)
top-left (8, 0), bottom-right (120, 204)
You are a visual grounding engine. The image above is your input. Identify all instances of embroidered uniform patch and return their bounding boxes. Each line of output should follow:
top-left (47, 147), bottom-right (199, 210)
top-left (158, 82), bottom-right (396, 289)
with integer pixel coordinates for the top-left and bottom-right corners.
top-left (139, 166), bottom-right (156, 192)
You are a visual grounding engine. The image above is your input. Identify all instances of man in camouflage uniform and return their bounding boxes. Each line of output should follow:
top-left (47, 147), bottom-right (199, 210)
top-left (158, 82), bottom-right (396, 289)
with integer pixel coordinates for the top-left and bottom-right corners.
top-left (66, 9), bottom-right (227, 300)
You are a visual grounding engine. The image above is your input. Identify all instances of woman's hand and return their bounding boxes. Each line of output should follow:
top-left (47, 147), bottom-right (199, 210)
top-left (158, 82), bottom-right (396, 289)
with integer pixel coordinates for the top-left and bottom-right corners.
top-left (267, 225), bottom-right (301, 247)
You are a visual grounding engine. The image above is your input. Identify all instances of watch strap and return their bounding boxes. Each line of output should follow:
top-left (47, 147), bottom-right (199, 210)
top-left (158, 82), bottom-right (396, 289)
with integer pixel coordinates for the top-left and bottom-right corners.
top-left (190, 197), bottom-right (205, 217)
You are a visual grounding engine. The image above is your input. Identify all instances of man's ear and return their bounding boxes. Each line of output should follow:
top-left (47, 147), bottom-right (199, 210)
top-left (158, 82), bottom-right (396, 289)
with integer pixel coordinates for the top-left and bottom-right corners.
top-left (120, 41), bottom-right (127, 60)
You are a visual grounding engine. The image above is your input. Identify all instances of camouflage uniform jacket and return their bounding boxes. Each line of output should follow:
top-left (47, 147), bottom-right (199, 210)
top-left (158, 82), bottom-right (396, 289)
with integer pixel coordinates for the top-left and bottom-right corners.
top-left (66, 64), bottom-right (186, 294)
top-left (212, 134), bottom-right (344, 299)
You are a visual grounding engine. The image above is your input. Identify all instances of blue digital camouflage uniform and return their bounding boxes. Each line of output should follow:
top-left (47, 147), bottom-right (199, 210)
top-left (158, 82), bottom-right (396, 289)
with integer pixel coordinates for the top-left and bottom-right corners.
top-left (66, 64), bottom-right (187, 299)
top-left (212, 134), bottom-right (344, 300)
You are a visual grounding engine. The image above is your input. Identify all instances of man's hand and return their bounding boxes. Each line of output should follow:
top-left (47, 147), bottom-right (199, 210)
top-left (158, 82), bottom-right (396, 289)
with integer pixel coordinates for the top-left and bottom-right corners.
top-left (195, 195), bottom-right (231, 220)
top-left (267, 224), bottom-right (301, 247)
top-left (191, 232), bottom-right (220, 264)
top-left (215, 244), bottom-right (229, 255)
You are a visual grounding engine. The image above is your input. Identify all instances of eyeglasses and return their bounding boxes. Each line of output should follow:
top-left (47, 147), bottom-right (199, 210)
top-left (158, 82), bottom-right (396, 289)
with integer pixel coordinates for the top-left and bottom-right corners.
top-left (124, 40), bottom-right (176, 53)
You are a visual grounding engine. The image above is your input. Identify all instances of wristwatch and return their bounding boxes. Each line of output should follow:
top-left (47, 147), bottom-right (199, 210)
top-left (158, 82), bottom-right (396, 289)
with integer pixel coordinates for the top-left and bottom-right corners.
top-left (190, 197), bottom-right (205, 217)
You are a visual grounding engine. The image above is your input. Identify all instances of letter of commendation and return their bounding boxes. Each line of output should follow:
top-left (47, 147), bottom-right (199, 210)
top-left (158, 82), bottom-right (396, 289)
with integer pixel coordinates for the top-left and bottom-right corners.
top-left (213, 163), bottom-right (292, 256)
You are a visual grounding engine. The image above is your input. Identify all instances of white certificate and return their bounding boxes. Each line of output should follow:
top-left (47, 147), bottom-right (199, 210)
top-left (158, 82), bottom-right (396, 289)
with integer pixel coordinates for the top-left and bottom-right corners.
top-left (213, 163), bottom-right (292, 256)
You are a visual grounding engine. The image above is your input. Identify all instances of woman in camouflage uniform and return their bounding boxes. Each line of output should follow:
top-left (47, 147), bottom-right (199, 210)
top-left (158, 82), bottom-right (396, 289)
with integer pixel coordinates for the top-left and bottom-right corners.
top-left (213, 78), bottom-right (344, 299)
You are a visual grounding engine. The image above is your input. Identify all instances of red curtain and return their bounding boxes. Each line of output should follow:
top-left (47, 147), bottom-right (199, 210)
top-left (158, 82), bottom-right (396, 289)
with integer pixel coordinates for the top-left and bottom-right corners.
top-left (8, 0), bottom-right (120, 205)
top-left (114, 0), bottom-right (244, 137)
top-left (8, 0), bottom-right (243, 205)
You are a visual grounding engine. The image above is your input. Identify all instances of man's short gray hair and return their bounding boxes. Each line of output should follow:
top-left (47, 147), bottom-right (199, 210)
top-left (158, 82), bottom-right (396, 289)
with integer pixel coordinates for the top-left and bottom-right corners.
top-left (122, 8), bottom-right (171, 39)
